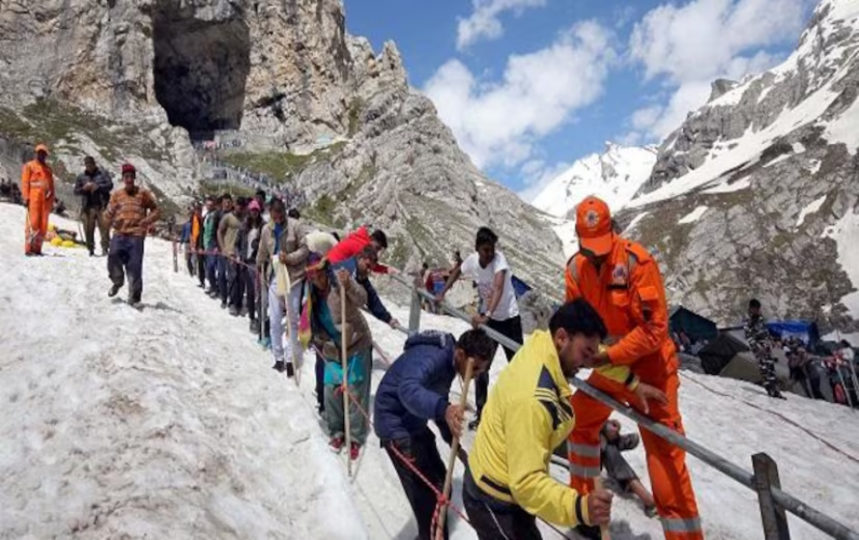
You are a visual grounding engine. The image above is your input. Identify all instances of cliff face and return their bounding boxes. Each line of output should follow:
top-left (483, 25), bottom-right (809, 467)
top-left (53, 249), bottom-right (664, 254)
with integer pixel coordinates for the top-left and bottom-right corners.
top-left (620, 0), bottom-right (859, 331)
top-left (0, 0), bottom-right (565, 294)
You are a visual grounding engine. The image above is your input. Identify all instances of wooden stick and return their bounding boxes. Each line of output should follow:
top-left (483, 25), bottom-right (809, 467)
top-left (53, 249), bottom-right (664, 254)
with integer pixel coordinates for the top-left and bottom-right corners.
top-left (435, 357), bottom-right (475, 540)
top-left (340, 272), bottom-right (352, 477)
top-left (372, 340), bottom-right (392, 368)
top-left (594, 477), bottom-right (611, 540)
top-left (282, 268), bottom-right (300, 387)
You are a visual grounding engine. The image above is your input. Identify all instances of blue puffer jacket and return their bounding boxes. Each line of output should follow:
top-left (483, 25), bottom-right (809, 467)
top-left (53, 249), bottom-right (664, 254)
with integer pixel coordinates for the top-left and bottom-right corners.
top-left (374, 331), bottom-right (457, 443)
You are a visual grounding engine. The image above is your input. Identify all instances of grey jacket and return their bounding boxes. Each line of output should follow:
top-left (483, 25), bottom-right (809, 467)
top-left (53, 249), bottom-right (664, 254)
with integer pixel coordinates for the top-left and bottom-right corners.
top-left (256, 218), bottom-right (309, 284)
top-left (73, 168), bottom-right (113, 210)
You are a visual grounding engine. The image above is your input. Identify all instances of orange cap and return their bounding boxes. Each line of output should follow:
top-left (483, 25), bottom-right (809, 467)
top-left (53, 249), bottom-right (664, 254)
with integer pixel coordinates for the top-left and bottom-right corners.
top-left (35, 143), bottom-right (49, 154)
top-left (575, 196), bottom-right (614, 256)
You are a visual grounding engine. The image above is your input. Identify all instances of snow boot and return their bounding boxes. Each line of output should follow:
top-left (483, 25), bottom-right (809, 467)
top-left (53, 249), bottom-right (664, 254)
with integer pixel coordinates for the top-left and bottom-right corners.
top-left (108, 283), bottom-right (121, 297)
top-left (272, 360), bottom-right (286, 373)
top-left (329, 436), bottom-right (345, 453)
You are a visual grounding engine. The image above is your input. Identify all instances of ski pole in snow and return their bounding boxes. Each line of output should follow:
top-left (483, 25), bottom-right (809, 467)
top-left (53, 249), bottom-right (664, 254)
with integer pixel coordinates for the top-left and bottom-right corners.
top-left (594, 477), bottom-right (611, 540)
top-left (435, 357), bottom-right (475, 540)
top-left (340, 271), bottom-right (352, 477)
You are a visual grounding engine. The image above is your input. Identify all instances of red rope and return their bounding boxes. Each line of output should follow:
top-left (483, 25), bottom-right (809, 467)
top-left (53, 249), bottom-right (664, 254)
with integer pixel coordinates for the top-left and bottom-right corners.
top-left (336, 384), bottom-right (472, 533)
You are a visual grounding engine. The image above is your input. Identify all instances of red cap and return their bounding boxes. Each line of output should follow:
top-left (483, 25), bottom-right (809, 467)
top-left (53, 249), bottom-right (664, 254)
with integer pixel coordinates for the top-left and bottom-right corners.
top-left (121, 163), bottom-right (136, 176)
top-left (575, 196), bottom-right (614, 256)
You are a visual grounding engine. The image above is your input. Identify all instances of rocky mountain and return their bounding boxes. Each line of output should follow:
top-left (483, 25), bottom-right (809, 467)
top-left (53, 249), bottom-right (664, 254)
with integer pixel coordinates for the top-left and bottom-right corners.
top-left (618, 0), bottom-right (859, 333)
top-left (0, 0), bottom-right (565, 296)
top-left (531, 143), bottom-right (658, 219)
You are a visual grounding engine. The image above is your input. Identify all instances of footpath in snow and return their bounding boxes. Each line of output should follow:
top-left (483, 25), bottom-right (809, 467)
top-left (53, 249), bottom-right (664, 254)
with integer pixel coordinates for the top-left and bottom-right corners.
top-left (0, 201), bottom-right (858, 539)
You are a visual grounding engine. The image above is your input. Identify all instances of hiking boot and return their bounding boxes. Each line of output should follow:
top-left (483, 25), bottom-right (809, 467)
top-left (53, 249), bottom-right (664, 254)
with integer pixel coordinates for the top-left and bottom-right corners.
top-left (108, 283), bottom-right (122, 297)
top-left (574, 524), bottom-right (602, 540)
top-left (328, 436), bottom-right (345, 453)
top-left (272, 360), bottom-right (286, 373)
top-left (349, 442), bottom-right (361, 461)
top-left (468, 416), bottom-right (481, 431)
top-left (229, 306), bottom-right (240, 317)
top-left (285, 362), bottom-right (295, 378)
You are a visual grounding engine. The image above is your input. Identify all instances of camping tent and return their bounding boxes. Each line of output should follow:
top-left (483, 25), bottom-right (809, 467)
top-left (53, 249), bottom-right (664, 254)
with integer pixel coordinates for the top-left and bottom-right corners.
top-left (698, 333), bottom-right (791, 386)
top-left (699, 334), bottom-right (749, 375)
top-left (511, 275), bottom-right (532, 299)
top-left (670, 306), bottom-right (718, 343)
top-left (765, 320), bottom-right (820, 346)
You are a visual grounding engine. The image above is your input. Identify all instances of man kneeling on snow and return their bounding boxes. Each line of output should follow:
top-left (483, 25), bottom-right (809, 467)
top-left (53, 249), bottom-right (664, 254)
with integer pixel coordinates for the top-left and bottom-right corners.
top-left (374, 329), bottom-right (496, 540)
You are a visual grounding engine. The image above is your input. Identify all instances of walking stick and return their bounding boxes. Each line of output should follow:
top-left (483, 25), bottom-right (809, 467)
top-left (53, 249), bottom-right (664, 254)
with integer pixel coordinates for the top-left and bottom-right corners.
top-left (594, 477), bottom-right (612, 540)
top-left (435, 357), bottom-right (475, 540)
top-left (283, 268), bottom-right (300, 387)
top-left (257, 264), bottom-right (266, 343)
top-left (339, 272), bottom-right (352, 477)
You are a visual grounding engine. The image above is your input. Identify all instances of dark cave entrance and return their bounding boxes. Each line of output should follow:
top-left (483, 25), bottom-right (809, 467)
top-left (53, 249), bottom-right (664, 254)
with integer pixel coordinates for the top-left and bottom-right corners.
top-left (152, 5), bottom-right (251, 141)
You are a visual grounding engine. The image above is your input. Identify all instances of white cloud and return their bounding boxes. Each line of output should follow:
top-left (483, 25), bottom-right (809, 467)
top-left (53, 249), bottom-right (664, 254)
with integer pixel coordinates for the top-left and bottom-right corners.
top-left (426, 21), bottom-right (616, 170)
top-left (457, 0), bottom-right (547, 50)
top-left (627, 0), bottom-right (811, 141)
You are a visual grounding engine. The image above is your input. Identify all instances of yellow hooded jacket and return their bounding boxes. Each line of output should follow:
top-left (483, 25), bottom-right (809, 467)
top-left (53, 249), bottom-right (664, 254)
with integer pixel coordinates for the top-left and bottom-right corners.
top-left (468, 330), bottom-right (637, 527)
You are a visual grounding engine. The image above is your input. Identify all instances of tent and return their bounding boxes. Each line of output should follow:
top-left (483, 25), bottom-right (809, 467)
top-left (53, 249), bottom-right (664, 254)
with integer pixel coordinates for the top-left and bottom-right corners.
top-left (765, 320), bottom-right (820, 346)
top-left (698, 333), bottom-right (791, 386)
top-left (698, 334), bottom-right (750, 375)
top-left (511, 274), bottom-right (532, 299)
top-left (670, 306), bottom-right (718, 343)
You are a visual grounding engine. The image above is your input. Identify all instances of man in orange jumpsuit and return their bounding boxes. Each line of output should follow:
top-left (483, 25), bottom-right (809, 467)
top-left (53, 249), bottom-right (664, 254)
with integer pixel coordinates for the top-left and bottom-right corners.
top-left (566, 196), bottom-right (702, 540)
top-left (21, 144), bottom-right (55, 256)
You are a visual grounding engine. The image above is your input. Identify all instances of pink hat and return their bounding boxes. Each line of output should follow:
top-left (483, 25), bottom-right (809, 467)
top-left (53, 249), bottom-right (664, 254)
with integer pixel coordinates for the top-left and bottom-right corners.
top-left (248, 199), bottom-right (261, 212)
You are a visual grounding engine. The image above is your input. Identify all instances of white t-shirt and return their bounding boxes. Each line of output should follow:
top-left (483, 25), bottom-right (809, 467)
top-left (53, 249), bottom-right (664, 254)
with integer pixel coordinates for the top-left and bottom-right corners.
top-left (460, 250), bottom-right (519, 321)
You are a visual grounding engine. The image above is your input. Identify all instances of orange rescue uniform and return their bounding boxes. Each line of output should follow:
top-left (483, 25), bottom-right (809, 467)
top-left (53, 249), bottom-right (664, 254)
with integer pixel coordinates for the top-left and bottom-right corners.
top-left (21, 159), bottom-right (55, 255)
top-left (566, 238), bottom-right (703, 539)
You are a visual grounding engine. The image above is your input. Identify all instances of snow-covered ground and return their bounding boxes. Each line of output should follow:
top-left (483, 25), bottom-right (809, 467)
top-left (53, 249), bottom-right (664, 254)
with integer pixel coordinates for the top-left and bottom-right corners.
top-left (1, 201), bottom-right (858, 539)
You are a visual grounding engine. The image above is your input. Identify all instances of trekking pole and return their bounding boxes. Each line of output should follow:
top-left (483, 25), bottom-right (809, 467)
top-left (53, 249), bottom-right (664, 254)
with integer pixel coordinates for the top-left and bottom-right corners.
top-left (594, 477), bottom-right (611, 540)
top-left (435, 357), bottom-right (475, 540)
top-left (257, 265), bottom-right (265, 343)
top-left (339, 272), bottom-right (352, 477)
top-left (371, 340), bottom-right (393, 367)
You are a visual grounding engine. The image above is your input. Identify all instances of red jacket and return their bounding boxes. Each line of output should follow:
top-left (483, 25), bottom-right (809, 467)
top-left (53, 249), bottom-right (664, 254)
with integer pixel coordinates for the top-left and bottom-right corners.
top-left (328, 226), bottom-right (390, 274)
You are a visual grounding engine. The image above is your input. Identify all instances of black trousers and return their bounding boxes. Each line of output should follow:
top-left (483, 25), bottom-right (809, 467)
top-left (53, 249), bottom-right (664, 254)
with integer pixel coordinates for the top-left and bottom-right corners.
top-left (243, 263), bottom-right (257, 320)
top-left (383, 428), bottom-right (449, 540)
top-left (196, 253), bottom-right (206, 287)
top-left (462, 467), bottom-right (540, 540)
top-left (231, 262), bottom-right (246, 310)
top-left (475, 316), bottom-right (523, 418)
top-left (315, 352), bottom-right (325, 410)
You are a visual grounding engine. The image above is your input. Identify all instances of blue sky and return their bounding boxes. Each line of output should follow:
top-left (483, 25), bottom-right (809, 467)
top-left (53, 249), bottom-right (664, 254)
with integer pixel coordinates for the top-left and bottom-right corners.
top-left (345, 0), bottom-right (815, 199)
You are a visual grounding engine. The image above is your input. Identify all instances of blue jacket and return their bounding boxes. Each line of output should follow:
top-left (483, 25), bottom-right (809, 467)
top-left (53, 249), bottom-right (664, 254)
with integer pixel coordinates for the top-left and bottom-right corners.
top-left (330, 257), bottom-right (392, 324)
top-left (374, 331), bottom-right (456, 442)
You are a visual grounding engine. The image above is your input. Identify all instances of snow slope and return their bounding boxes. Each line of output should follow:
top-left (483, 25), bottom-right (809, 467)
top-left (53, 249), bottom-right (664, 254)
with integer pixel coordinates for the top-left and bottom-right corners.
top-left (1, 201), bottom-right (858, 539)
top-left (531, 143), bottom-right (658, 218)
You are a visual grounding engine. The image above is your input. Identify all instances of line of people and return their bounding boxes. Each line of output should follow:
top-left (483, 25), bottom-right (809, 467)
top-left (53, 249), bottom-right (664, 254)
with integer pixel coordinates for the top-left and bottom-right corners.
top-left (171, 191), bottom-right (704, 539)
top-left (19, 143), bottom-right (703, 539)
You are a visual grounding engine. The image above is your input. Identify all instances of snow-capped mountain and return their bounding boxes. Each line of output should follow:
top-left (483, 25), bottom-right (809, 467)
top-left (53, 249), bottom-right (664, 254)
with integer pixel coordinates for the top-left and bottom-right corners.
top-left (531, 143), bottom-right (657, 218)
top-left (616, 0), bottom-right (859, 332)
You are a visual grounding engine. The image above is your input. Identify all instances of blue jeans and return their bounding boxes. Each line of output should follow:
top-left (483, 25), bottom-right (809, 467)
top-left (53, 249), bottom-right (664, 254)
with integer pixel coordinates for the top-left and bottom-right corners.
top-left (205, 253), bottom-right (218, 291)
top-left (217, 256), bottom-right (228, 302)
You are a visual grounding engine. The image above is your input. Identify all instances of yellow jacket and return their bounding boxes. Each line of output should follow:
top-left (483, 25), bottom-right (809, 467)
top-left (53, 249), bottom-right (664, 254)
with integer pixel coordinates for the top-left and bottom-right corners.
top-left (468, 330), bottom-right (636, 527)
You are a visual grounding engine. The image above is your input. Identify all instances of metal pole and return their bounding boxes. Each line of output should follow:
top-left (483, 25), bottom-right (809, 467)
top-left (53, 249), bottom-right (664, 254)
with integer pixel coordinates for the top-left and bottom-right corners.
top-left (753, 453), bottom-right (790, 540)
top-left (392, 275), bottom-right (859, 540)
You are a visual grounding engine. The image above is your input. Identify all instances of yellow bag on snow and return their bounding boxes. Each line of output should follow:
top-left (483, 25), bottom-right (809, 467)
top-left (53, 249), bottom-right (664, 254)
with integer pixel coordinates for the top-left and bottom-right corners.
top-left (50, 237), bottom-right (62, 246)
top-left (61, 240), bottom-right (76, 248)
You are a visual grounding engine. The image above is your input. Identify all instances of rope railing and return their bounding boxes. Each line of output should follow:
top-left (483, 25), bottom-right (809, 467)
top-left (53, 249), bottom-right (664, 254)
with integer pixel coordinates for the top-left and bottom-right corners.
top-left (393, 273), bottom-right (859, 540)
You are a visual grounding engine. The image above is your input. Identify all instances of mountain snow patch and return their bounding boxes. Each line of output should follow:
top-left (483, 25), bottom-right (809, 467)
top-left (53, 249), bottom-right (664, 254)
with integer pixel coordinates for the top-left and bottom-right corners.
top-left (678, 206), bottom-right (709, 224)
top-left (795, 195), bottom-right (827, 227)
